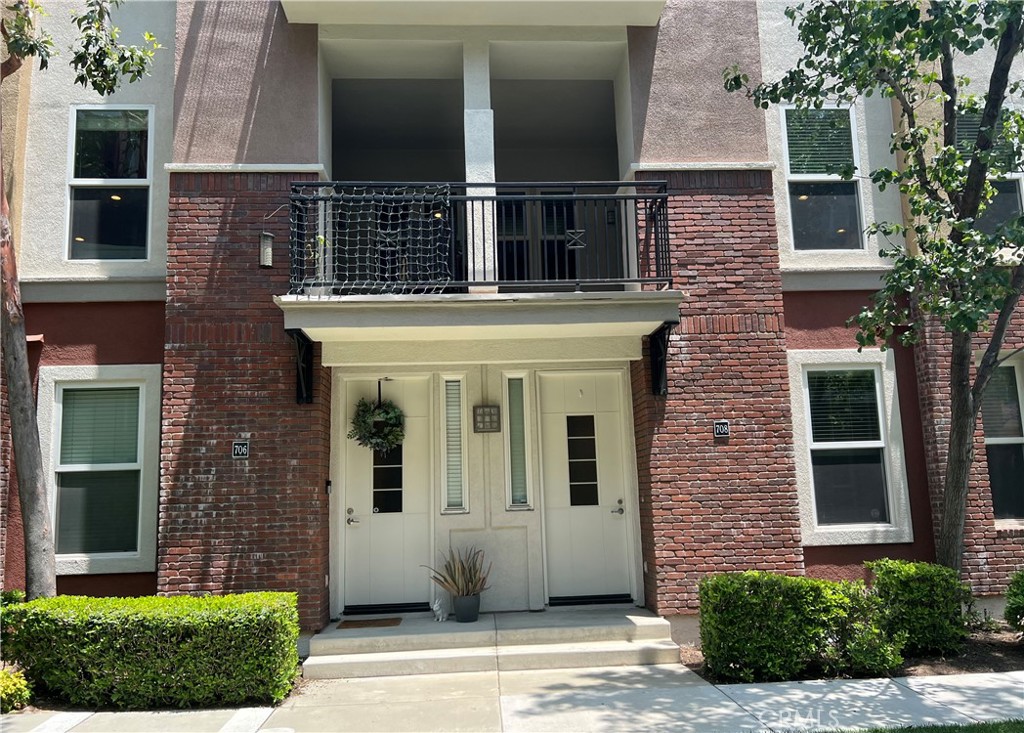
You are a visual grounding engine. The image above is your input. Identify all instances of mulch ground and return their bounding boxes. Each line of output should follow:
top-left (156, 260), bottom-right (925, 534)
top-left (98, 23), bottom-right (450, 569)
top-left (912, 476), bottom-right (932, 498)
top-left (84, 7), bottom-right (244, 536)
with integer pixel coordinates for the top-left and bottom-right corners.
top-left (679, 621), bottom-right (1024, 681)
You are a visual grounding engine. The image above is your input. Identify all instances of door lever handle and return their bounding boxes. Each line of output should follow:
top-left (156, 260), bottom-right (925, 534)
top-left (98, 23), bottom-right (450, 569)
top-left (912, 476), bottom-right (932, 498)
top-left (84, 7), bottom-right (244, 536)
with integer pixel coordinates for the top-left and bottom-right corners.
top-left (347, 516), bottom-right (360, 525)
top-left (610, 507), bottom-right (624, 515)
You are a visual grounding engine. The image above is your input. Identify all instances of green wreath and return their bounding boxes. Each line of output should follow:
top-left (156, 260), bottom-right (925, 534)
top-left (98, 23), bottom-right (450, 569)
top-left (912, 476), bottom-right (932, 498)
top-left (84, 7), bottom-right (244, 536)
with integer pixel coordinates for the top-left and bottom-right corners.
top-left (347, 398), bottom-right (405, 452)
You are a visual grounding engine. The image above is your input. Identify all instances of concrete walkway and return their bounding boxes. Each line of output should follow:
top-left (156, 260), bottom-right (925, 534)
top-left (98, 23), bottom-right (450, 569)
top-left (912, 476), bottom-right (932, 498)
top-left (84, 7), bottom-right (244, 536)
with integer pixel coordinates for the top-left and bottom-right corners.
top-left (2, 667), bottom-right (1021, 733)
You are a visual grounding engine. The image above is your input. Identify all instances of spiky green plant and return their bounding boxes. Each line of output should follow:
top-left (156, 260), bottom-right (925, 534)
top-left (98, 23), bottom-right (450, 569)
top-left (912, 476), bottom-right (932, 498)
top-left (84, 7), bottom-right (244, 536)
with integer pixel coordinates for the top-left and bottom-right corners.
top-left (423, 546), bottom-right (491, 597)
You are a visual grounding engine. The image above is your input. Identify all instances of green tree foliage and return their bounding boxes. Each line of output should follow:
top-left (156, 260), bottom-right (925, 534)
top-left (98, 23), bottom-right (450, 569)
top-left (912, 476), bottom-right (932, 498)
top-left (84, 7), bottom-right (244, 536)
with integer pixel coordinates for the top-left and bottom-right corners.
top-left (725, 1), bottom-right (1024, 571)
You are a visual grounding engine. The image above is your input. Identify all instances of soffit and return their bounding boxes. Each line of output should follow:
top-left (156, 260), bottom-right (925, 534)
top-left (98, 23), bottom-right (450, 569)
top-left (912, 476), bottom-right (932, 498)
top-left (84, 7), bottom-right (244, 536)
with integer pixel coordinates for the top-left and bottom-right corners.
top-left (282, 1), bottom-right (667, 27)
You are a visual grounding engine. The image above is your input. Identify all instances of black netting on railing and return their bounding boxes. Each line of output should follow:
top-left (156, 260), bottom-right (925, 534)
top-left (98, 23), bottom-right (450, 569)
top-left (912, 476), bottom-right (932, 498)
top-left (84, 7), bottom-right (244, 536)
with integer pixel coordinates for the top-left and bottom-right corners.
top-left (290, 184), bottom-right (453, 295)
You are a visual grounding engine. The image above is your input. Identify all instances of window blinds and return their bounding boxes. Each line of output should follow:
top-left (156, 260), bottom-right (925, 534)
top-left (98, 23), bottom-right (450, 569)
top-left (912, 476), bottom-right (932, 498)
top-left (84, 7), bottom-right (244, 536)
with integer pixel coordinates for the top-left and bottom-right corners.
top-left (444, 380), bottom-right (464, 510)
top-left (60, 388), bottom-right (140, 465)
top-left (507, 378), bottom-right (528, 506)
top-left (785, 108), bottom-right (854, 175)
top-left (982, 367), bottom-right (1023, 439)
top-left (807, 370), bottom-right (881, 443)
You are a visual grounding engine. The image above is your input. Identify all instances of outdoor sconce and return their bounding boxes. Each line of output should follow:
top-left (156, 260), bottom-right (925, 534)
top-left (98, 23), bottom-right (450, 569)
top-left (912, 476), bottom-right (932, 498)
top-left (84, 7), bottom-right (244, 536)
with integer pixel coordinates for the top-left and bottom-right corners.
top-left (259, 231), bottom-right (274, 268)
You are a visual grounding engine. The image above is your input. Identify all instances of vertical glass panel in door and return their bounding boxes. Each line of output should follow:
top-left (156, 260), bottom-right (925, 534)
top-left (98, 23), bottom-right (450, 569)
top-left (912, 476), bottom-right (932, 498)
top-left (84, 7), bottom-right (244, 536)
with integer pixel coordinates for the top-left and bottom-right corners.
top-left (373, 445), bottom-right (403, 513)
top-left (567, 415), bottom-right (598, 506)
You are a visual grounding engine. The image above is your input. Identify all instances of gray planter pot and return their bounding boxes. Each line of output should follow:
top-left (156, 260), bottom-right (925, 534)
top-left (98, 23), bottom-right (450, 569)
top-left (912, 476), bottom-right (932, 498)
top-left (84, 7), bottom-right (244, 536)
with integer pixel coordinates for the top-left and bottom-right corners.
top-left (453, 594), bottom-right (481, 623)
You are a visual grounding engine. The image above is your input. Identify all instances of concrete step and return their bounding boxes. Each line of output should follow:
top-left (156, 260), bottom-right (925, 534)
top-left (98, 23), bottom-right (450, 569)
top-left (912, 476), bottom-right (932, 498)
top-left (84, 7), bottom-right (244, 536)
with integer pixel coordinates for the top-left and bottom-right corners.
top-left (497, 639), bottom-right (682, 671)
top-left (302, 639), bottom-right (681, 679)
top-left (309, 610), bottom-right (672, 656)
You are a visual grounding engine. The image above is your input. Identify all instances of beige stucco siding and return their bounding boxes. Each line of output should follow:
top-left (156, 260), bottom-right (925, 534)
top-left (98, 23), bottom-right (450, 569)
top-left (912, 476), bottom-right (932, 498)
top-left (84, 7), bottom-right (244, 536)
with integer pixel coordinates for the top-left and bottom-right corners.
top-left (173, 0), bottom-right (319, 165)
top-left (628, 0), bottom-right (768, 165)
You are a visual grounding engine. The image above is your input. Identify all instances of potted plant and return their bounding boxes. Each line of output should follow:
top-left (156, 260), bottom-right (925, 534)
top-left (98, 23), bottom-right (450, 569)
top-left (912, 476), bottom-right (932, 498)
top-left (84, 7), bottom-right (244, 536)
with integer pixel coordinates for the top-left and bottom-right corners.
top-left (424, 546), bottom-right (491, 623)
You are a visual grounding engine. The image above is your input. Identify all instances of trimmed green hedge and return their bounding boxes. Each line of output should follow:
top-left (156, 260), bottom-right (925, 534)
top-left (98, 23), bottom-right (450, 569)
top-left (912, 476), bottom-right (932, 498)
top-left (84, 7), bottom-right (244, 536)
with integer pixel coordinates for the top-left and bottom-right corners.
top-left (1005, 568), bottom-right (1024, 631)
top-left (1, 593), bottom-right (298, 709)
top-left (867, 559), bottom-right (969, 656)
top-left (698, 571), bottom-right (902, 683)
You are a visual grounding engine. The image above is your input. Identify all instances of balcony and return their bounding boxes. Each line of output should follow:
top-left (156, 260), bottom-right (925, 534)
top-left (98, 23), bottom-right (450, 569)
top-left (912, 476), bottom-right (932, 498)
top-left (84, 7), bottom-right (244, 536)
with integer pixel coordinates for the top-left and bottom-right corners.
top-left (288, 182), bottom-right (671, 297)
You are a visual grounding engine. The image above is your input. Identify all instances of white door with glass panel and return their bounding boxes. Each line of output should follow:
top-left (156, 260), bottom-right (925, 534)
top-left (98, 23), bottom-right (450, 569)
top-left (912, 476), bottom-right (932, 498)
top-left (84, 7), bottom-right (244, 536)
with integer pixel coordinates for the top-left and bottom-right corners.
top-left (540, 372), bottom-right (632, 601)
top-left (343, 377), bottom-right (431, 610)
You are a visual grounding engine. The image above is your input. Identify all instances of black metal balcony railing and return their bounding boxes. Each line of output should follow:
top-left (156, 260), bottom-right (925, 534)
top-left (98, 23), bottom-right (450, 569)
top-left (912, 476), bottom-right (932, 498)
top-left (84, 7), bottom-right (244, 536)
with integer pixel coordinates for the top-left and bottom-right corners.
top-left (288, 181), bottom-right (671, 295)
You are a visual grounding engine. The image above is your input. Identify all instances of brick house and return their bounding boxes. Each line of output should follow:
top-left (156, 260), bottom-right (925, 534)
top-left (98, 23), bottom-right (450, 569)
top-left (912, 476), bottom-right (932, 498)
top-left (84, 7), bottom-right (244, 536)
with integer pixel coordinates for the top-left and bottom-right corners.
top-left (1, 0), bottom-right (1021, 635)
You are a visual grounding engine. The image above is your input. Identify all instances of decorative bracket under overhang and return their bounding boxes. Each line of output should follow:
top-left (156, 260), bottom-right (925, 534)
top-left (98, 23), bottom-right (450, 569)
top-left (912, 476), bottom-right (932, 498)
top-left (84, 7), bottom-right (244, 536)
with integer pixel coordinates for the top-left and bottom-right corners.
top-left (286, 329), bottom-right (315, 404)
top-left (648, 321), bottom-right (676, 397)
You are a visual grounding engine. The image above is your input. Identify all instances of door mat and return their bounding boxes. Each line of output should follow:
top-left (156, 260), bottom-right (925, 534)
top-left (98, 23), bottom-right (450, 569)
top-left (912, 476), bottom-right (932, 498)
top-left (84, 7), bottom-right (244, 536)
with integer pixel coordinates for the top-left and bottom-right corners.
top-left (337, 617), bottom-right (402, 630)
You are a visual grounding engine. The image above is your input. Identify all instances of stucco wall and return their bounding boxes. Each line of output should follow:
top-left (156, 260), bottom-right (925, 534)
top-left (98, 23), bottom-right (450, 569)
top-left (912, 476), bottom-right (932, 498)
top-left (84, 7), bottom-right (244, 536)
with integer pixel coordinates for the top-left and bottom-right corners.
top-left (17, 0), bottom-right (174, 288)
top-left (173, 0), bottom-right (319, 165)
top-left (628, 0), bottom-right (768, 166)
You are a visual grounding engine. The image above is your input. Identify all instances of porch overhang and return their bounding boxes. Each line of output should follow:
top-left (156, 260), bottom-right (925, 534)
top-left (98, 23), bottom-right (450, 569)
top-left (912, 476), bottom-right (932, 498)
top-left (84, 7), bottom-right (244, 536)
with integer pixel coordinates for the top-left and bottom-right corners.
top-left (280, 1), bottom-right (667, 27)
top-left (275, 291), bottom-right (681, 367)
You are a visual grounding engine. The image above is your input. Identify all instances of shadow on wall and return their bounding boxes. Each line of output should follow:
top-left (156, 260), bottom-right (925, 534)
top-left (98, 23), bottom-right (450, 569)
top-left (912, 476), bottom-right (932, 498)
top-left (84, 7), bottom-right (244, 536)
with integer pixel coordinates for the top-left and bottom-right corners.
top-left (173, 1), bottom-right (318, 165)
top-left (160, 180), bottom-right (331, 629)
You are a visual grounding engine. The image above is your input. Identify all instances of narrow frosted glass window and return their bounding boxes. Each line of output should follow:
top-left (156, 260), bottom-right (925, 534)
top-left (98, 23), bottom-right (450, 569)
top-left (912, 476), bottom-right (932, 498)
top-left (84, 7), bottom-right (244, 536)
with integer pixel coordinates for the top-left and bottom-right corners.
top-left (508, 378), bottom-right (528, 506)
top-left (444, 380), bottom-right (465, 510)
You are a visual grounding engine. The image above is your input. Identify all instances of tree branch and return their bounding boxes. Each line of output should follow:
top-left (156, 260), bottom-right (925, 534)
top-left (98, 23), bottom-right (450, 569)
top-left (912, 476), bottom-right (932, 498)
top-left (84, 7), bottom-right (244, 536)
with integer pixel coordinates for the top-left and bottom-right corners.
top-left (939, 38), bottom-right (957, 150)
top-left (877, 67), bottom-right (942, 203)
top-left (974, 263), bottom-right (1024, 401)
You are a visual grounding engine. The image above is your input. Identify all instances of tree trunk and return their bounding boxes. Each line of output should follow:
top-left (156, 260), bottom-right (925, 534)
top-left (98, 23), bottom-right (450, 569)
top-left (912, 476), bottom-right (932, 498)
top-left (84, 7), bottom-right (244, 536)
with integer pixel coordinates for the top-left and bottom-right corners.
top-left (0, 106), bottom-right (56, 599)
top-left (935, 330), bottom-right (977, 571)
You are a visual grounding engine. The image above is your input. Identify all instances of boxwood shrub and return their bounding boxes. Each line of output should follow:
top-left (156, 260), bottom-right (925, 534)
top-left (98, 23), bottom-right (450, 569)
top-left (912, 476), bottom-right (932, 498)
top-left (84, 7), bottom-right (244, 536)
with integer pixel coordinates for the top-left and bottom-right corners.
top-left (867, 559), bottom-right (969, 656)
top-left (1, 593), bottom-right (298, 709)
top-left (698, 571), bottom-right (902, 683)
top-left (1005, 568), bottom-right (1024, 631)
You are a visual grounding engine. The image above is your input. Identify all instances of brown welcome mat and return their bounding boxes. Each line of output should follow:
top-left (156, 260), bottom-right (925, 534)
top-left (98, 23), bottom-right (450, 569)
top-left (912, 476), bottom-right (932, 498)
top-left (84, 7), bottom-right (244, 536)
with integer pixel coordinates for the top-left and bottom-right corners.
top-left (337, 617), bottom-right (402, 630)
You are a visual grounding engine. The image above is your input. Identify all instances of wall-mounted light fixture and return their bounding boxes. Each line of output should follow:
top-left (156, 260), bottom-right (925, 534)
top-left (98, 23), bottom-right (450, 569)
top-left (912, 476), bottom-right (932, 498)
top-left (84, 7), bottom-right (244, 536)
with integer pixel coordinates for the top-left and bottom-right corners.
top-left (259, 231), bottom-right (274, 268)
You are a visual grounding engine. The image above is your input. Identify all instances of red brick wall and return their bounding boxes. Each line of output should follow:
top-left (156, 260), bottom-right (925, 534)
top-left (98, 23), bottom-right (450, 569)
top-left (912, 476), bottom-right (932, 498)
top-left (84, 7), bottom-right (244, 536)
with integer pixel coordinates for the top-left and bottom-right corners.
top-left (916, 315), bottom-right (1024, 596)
top-left (162, 172), bottom-right (331, 630)
top-left (632, 170), bottom-right (803, 615)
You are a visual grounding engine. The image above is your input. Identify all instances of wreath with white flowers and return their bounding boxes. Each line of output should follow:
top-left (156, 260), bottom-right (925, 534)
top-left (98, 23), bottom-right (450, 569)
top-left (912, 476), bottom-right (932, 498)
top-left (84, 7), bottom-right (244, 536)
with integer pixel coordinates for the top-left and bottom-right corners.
top-left (347, 398), bottom-right (405, 452)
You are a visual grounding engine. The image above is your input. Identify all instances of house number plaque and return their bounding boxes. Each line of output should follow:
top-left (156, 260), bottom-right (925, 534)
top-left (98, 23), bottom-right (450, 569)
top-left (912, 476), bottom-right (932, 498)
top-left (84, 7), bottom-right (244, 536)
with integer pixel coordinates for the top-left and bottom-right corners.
top-left (232, 441), bottom-right (250, 459)
top-left (713, 420), bottom-right (730, 438)
top-left (473, 405), bottom-right (501, 433)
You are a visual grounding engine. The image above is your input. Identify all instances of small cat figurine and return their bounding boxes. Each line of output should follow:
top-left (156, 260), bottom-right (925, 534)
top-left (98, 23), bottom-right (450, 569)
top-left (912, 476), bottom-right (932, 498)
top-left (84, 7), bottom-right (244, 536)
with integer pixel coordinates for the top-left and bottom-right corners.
top-left (432, 597), bottom-right (447, 622)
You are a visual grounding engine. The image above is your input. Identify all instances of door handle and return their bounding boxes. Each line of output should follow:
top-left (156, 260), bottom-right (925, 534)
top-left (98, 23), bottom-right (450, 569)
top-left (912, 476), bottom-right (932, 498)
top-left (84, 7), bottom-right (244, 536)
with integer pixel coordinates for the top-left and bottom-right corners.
top-left (610, 507), bottom-right (624, 515)
top-left (347, 516), bottom-right (360, 525)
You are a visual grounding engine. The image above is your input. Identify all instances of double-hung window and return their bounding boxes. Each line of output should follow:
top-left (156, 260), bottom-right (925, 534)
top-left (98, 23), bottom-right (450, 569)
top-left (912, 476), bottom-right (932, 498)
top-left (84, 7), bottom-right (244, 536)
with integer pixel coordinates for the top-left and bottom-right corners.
top-left (38, 364), bottom-right (160, 574)
top-left (956, 112), bottom-right (1022, 235)
top-left (69, 107), bottom-right (152, 260)
top-left (783, 107), bottom-right (863, 250)
top-left (788, 350), bottom-right (912, 545)
top-left (981, 364), bottom-right (1024, 521)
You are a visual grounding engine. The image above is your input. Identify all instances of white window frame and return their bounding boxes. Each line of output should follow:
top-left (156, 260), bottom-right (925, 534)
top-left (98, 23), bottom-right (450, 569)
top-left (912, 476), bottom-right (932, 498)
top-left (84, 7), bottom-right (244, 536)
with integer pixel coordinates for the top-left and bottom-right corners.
top-left (788, 349), bottom-right (913, 546)
top-left (781, 104), bottom-right (865, 252)
top-left (503, 371), bottom-right (533, 510)
top-left (66, 104), bottom-right (155, 263)
top-left (982, 357), bottom-right (1024, 529)
top-left (440, 374), bottom-right (468, 514)
top-left (38, 364), bottom-right (161, 574)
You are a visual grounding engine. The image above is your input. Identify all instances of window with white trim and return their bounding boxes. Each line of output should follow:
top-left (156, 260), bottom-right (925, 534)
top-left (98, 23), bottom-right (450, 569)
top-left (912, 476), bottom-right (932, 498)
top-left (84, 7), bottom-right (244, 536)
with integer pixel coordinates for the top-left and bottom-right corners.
top-left (788, 350), bottom-right (913, 546)
top-left (981, 364), bottom-right (1024, 521)
top-left (38, 364), bottom-right (160, 574)
top-left (442, 377), bottom-right (467, 512)
top-left (505, 375), bottom-right (530, 508)
top-left (69, 107), bottom-right (151, 260)
top-left (783, 107), bottom-right (863, 250)
top-left (956, 112), bottom-right (1022, 235)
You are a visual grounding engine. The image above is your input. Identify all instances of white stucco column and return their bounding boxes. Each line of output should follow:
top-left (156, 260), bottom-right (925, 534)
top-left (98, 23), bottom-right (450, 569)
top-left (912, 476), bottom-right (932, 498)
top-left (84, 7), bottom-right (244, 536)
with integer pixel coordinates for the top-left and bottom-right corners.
top-left (464, 40), bottom-right (497, 288)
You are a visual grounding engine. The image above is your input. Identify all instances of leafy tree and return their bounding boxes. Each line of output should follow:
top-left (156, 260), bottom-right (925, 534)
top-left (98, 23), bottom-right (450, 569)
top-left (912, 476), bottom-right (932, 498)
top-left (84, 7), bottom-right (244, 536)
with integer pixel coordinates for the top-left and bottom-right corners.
top-left (726, 0), bottom-right (1024, 572)
top-left (0, 0), bottom-right (159, 598)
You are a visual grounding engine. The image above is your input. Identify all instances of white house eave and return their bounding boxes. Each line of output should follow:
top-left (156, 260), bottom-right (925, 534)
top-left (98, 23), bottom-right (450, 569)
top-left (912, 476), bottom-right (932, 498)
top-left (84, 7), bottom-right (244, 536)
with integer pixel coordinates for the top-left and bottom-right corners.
top-left (280, 0), bottom-right (666, 27)
top-left (275, 290), bottom-right (682, 346)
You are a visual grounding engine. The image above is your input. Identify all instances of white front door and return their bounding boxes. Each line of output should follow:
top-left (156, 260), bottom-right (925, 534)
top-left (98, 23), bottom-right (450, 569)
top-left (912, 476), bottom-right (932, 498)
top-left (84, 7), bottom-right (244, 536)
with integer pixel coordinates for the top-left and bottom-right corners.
top-left (343, 377), bottom-right (431, 610)
top-left (539, 372), bottom-right (633, 601)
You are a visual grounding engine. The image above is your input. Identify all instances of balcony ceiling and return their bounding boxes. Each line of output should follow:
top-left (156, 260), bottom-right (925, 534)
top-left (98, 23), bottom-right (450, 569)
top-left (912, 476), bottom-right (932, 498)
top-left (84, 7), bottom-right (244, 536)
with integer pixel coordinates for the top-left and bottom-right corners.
top-left (275, 291), bottom-right (682, 366)
top-left (281, 1), bottom-right (667, 27)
